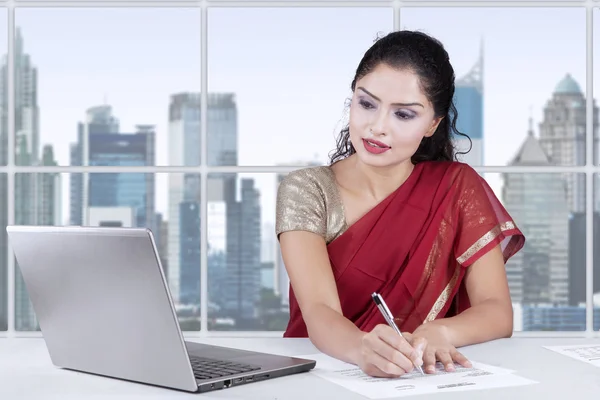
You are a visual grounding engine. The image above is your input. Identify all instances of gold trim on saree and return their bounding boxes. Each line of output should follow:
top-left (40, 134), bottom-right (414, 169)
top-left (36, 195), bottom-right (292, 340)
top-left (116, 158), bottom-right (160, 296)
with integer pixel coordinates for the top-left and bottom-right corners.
top-left (456, 221), bottom-right (515, 265)
top-left (424, 262), bottom-right (461, 323)
top-left (423, 221), bottom-right (517, 323)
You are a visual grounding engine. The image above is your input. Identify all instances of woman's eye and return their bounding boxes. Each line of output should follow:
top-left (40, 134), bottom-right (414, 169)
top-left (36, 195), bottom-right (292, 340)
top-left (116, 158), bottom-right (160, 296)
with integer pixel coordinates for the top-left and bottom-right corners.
top-left (396, 111), bottom-right (414, 120)
top-left (359, 99), bottom-right (374, 109)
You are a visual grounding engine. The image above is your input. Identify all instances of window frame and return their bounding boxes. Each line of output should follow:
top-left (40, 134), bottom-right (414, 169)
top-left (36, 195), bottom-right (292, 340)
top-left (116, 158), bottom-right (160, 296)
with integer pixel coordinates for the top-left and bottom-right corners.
top-left (0, 0), bottom-right (597, 338)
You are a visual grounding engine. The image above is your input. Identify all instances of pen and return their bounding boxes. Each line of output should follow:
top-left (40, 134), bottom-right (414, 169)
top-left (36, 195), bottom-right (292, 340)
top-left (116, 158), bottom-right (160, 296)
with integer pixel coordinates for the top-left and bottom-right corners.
top-left (371, 292), bottom-right (425, 376)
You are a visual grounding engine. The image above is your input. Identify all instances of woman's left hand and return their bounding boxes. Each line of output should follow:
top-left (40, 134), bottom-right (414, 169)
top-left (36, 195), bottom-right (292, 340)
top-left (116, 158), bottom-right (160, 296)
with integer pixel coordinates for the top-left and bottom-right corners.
top-left (403, 323), bottom-right (472, 374)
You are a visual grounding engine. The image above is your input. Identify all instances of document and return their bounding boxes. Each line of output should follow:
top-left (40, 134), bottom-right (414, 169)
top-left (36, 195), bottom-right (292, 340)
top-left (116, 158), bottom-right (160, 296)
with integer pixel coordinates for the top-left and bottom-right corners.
top-left (544, 344), bottom-right (600, 367)
top-left (299, 353), bottom-right (537, 399)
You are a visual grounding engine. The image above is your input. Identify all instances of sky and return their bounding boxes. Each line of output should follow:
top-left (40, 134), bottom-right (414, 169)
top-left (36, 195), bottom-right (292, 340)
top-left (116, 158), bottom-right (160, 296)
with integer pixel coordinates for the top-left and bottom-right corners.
top-left (2, 6), bottom-right (598, 228)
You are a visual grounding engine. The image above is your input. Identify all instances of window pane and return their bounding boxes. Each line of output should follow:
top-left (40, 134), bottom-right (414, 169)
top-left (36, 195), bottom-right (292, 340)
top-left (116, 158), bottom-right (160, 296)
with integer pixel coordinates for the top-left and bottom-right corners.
top-left (0, 173), bottom-right (6, 331)
top-left (14, 8), bottom-right (201, 167)
top-left (0, 8), bottom-right (5, 167)
top-left (595, 9), bottom-right (600, 332)
top-left (207, 173), bottom-right (288, 331)
top-left (484, 172), bottom-right (585, 331)
top-left (402, 8), bottom-right (587, 167)
top-left (13, 173), bottom-right (198, 332)
top-left (207, 7), bottom-right (393, 166)
top-left (595, 8), bottom-right (600, 166)
top-left (595, 175), bottom-right (600, 331)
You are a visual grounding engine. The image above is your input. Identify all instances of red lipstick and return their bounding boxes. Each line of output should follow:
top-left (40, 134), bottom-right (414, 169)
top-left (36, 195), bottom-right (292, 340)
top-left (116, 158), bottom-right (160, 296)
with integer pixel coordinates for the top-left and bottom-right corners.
top-left (362, 138), bottom-right (391, 154)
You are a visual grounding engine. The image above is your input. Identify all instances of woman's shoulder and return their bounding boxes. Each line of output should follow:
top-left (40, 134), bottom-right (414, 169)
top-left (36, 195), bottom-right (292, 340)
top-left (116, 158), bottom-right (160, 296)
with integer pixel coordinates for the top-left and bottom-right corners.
top-left (276, 165), bottom-right (340, 241)
top-left (279, 165), bottom-right (336, 188)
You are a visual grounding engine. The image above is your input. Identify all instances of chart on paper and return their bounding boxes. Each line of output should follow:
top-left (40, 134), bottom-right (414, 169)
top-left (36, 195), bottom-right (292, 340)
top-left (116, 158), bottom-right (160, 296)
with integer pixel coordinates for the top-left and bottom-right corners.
top-left (298, 353), bottom-right (537, 399)
top-left (544, 344), bottom-right (600, 367)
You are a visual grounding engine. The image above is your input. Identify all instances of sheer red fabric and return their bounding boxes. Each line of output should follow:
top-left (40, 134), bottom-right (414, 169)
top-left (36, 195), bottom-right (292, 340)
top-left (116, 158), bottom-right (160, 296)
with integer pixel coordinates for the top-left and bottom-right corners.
top-left (283, 161), bottom-right (525, 337)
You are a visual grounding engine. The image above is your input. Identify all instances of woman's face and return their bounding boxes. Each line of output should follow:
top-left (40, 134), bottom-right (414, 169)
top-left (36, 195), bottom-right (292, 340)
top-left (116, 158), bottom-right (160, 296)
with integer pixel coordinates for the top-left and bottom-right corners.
top-left (348, 63), bottom-right (442, 168)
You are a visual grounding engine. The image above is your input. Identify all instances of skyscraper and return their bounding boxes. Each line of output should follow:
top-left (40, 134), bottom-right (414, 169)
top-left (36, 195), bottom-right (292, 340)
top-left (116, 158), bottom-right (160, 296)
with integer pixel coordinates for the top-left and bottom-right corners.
top-left (14, 144), bottom-right (60, 331)
top-left (452, 40), bottom-right (483, 166)
top-left (70, 105), bottom-right (120, 225)
top-left (6, 28), bottom-right (61, 331)
top-left (87, 126), bottom-right (155, 230)
top-left (179, 201), bottom-right (201, 305)
top-left (224, 178), bottom-right (261, 321)
top-left (70, 107), bottom-right (155, 231)
top-left (538, 74), bottom-right (599, 213)
top-left (168, 92), bottom-right (240, 307)
top-left (14, 28), bottom-right (39, 167)
top-left (503, 119), bottom-right (570, 305)
top-left (168, 93), bottom-right (201, 304)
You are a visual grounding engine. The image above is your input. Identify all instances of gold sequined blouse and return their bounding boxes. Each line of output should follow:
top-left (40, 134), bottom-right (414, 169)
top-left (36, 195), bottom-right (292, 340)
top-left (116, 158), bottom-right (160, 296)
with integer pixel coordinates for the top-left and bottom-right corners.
top-left (275, 166), bottom-right (348, 244)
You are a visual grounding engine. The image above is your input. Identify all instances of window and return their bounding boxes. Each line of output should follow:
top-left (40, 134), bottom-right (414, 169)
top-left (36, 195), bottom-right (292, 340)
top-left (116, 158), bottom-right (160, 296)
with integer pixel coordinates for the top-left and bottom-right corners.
top-left (13, 7), bottom-right (201, 167)
top-left (206, 173), bottom-right (285, 331)
top-left (0, 172), bottom-right (6, 332)
top-left (401, 7), bottom-right (587, 167)
top-left (1, 1), bottom-right (598, 337)
top-left (0, 7), bottom-right (6, 332)
top-left (207, 7), bottom-right (393, 166)
top-left (594, 7), bottom-right (599, 330)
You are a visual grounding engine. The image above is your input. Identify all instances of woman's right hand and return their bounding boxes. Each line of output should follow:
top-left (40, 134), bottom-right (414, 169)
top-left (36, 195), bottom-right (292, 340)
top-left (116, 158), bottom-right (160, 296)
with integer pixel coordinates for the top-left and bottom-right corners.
top-left (356, 324), bottom-right (426, 378)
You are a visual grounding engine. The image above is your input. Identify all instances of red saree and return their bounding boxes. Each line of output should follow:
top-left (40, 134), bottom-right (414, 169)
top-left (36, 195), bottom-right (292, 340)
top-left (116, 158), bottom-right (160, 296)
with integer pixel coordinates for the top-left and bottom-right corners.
top-left (283, 161), bottom-right (525, 337)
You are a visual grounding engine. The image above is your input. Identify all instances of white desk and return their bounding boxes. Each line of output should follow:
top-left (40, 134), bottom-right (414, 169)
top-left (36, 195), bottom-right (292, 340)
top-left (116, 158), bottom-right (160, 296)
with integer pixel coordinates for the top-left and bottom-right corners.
top-left (1, 337), bottom-right (599, 399)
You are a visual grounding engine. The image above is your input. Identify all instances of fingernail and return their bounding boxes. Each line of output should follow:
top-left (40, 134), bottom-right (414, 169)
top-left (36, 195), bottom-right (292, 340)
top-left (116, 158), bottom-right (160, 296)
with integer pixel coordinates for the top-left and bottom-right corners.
top-left (446, 363), bottom-right (455, 371)
top-left (465, 361), bottom-right (473, 368)
top-left (426, 365), bottom-right (435, 374)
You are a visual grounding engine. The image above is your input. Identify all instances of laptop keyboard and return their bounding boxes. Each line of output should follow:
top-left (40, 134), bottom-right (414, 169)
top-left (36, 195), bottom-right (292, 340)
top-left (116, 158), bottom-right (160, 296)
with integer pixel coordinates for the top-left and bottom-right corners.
top-left (189, 355), bottom-right (261, 380)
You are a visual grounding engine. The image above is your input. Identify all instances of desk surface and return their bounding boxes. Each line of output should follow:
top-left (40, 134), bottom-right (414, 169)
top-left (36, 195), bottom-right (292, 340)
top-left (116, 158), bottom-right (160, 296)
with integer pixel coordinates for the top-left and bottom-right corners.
top-left (1, 337), bottom-right (599, 399)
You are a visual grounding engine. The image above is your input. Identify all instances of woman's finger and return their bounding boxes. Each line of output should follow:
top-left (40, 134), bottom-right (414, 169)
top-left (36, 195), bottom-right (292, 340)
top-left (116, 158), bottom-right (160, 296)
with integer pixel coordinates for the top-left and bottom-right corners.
top-left (362, 361), bottom-right (398, 378)
top-left (436, 350), bottom-right (455, 372)
top-left (364, 349), bottom-right (406, 377)
top-left (370, 335), bottom-right (414, 373)
top-left (450, 349), bottom-right (472, 368)
top-left (422, 349), bottom-right (437, 374)
top-left (374, 325), bottom-right (421, 372)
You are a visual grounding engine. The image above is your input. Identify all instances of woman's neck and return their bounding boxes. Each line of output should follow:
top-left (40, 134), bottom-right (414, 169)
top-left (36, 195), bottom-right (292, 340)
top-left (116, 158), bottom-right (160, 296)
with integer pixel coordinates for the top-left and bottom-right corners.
top-left (350, 155), bottom-right (415, 202)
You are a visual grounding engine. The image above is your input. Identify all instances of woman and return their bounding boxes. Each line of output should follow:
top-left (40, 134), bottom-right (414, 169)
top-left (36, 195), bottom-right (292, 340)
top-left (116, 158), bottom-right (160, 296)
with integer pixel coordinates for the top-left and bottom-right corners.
top-left (275, 30), bottom-right (525, 378)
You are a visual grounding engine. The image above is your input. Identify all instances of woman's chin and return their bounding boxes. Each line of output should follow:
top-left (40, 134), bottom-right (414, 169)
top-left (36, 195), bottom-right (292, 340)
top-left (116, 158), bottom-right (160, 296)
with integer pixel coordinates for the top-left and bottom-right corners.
top-left (356, 154), bottom-right (398, 169)
top-left (355, 148), bottom-right (401, 166)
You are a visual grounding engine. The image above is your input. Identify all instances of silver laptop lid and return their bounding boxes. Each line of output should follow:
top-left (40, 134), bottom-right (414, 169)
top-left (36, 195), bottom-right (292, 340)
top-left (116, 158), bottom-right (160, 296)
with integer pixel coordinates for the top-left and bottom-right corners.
top-left (6, 225), bottom-right (198, 392)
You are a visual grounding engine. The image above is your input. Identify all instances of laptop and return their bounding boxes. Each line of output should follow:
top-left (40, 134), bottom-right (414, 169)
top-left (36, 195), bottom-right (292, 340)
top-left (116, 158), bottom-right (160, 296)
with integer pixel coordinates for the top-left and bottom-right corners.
top-left (6, 225), bottom-right (316, 393)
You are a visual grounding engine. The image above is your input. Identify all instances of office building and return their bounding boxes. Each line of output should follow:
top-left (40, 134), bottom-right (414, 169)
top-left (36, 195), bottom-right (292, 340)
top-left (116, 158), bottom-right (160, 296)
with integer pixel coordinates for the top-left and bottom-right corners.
top-left (452, 41), bottom-right (483, 166)
top-left (538, 74), bottom-right (598, 213)
top-left (502, 120), bottom-right (570, 306)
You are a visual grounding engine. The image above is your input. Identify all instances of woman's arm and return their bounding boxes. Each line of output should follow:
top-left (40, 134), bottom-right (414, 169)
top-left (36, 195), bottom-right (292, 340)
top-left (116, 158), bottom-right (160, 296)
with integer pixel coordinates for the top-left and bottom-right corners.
top-left (279, 230), bottom-right (423, 376)
top-left (279, 230), bottom-right (366, 364)
top-left (421, 244), bottom-right (514, 348)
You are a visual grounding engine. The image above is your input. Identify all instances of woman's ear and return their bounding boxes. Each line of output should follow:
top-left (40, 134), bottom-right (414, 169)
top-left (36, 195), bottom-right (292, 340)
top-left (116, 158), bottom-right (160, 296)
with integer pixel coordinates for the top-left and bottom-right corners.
top-left (425, 116), bottom-right (444, 138)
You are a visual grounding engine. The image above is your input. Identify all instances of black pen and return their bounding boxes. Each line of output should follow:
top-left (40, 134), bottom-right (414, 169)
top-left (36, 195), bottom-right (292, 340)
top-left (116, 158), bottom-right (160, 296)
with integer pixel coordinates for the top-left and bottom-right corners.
top-left (371, 292), bottom-right (425, 375)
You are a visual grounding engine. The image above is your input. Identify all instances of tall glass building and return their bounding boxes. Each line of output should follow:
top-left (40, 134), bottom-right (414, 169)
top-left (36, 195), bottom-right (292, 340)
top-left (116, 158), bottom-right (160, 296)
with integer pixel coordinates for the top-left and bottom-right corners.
top-left (87, 128), bottom-right (155, 230)
top-left (453, 42), bottom-right (483, 166)
top-left (168, 93), bottom-right (241, 306)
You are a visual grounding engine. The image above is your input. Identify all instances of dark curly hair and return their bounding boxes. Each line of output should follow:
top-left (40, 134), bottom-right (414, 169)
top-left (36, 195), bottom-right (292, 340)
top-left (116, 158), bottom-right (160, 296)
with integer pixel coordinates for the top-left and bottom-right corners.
top-left (328, 30), bottom-right (471, 164)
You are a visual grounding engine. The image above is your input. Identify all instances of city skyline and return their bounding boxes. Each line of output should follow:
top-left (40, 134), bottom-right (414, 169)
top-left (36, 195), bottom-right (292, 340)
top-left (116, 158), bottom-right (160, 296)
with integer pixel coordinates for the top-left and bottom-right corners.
top-left (0, 7), bottom-right (596, 225)
top-left (1, 5), bottom-right (600, 333)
